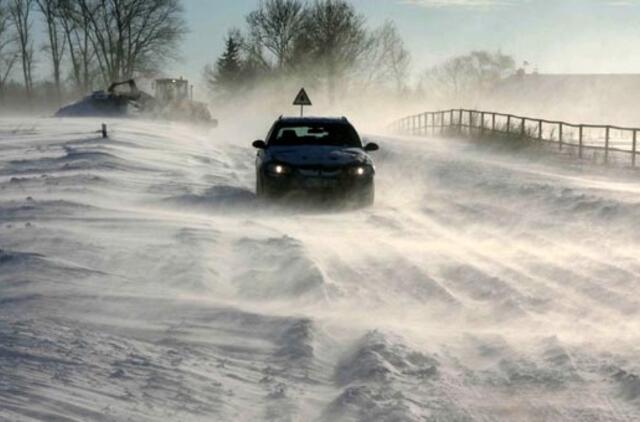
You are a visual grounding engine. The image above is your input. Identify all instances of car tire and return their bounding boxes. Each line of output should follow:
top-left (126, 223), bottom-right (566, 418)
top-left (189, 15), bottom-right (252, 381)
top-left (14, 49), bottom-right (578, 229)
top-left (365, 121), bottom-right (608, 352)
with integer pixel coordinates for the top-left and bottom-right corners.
top-left (356, 181), bottom-right (375, 208)
top-left (256, 175), bottom-right (263, 198)
top-left (256, 174), bottom-right (275, 201)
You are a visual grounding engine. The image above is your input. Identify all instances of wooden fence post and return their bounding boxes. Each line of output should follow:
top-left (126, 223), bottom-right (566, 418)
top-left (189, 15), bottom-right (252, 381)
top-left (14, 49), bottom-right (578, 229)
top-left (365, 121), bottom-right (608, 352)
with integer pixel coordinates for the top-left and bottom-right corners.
top-left (559, 123), bottom-right (563, 150)
top-left (605, 126), bottom-right (610, 163)
top-left (579, 125), bottom-right (583, 158)
top-left (459, 109), bottom-right (463, 134)
top-left (480, 112), bottom-right (485, 135)
top-left (521, 118), bottom-right (526, 137)
top-left (431, 113), bottom-right (436, 136)
top-left (538, 120), bottom-right (543, 140)
top-left (506, 115), bottom-right (511, 134)
top-left (426, 113), bottom-right (430, 135)
top-left (492, 113), bottom-right (496, 131)
top-left (423, 113), bottom-right (427, 135)
top-left (633, 130), bottom-right (637, 167)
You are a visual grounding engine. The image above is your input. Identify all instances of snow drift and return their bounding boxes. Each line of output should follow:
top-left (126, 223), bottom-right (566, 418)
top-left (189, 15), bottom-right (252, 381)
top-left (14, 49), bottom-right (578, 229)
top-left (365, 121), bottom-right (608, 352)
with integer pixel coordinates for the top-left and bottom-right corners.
top-left (1, 116), bottom-right (640, 421)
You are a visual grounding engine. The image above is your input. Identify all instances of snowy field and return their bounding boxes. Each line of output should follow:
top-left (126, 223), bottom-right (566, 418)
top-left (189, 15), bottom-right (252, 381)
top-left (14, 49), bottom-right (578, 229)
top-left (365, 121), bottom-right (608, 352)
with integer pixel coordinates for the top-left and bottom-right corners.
top-left (1, 116), bottom-right (640, 421)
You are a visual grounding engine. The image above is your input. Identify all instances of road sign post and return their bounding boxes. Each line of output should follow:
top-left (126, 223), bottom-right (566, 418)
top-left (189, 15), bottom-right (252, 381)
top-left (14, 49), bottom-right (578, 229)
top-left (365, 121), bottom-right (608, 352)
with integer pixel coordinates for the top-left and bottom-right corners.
top-left (293, 88), bottom-right (312, 117)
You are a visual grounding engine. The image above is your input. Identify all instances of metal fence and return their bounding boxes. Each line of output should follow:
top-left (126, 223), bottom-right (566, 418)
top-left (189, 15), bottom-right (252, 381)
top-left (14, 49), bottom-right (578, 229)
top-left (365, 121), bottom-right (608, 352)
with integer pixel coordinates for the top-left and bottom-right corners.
top-left (391, 109), bottom-right (640, 166)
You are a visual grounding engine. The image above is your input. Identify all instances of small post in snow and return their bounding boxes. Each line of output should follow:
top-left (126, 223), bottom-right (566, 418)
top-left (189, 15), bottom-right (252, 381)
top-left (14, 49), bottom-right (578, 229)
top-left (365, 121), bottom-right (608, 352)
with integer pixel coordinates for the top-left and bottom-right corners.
top-left (101, 123), bottom-right (108, 139)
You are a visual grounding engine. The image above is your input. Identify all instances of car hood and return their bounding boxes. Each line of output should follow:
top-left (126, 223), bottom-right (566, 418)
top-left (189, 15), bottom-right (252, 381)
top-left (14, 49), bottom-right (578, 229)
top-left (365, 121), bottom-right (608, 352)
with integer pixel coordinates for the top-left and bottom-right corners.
top-left (268, 146), bottom-right (370, 167)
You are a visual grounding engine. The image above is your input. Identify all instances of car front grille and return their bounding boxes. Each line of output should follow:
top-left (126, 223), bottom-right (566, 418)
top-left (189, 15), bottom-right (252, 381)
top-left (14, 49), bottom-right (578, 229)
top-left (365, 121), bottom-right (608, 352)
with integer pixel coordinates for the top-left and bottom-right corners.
top-left (297, 168), bottom-right (343, 177)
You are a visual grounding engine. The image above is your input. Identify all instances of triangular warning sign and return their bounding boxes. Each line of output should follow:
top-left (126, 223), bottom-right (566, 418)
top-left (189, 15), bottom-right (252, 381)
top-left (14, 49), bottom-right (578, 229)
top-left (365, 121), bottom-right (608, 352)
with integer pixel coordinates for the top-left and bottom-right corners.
top-left (293, 88), bottom-right (312, 106)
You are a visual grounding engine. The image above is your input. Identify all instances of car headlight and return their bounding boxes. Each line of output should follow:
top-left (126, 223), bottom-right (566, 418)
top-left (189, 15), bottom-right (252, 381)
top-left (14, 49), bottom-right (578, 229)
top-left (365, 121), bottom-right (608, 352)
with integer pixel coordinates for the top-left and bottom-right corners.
top-left (348, 165), bottom-right (372, 176)
top-left (266, 163), bottom-right (292, 175)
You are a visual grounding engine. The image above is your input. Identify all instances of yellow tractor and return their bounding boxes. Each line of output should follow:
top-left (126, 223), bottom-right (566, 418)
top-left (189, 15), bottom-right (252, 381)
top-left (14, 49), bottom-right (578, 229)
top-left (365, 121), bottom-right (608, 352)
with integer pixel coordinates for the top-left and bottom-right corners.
top-left (152, 77), bottom-right (215, 124)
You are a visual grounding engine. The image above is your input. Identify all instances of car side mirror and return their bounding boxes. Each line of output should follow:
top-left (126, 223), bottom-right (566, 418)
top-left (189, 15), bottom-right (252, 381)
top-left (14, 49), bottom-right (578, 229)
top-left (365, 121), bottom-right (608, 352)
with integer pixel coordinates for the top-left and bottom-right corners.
top-left (252, 140), bottom-right (267, 149)
top-left (364, 142), bottom-right (379, 152)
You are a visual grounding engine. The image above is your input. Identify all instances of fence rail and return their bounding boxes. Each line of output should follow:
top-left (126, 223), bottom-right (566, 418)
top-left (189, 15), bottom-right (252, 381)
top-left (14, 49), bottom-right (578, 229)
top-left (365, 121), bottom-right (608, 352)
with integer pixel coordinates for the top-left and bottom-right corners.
top-left (390, 109), bottom-right (640, 166)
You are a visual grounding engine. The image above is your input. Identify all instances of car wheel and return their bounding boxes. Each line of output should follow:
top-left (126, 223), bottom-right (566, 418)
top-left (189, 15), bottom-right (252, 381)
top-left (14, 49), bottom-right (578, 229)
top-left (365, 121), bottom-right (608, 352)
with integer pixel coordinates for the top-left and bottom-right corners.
top-left (356, 181), bottom-right (375, 208)
top-left (256, 174), bottom-right (263, 198)
top-left (256, 174), bottom-right (274, 201)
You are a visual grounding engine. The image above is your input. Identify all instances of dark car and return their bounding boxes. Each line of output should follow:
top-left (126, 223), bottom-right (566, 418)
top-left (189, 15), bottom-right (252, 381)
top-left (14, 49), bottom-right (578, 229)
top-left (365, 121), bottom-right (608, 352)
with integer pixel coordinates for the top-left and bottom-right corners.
top-left (252, 117), bottom-right (379, 207)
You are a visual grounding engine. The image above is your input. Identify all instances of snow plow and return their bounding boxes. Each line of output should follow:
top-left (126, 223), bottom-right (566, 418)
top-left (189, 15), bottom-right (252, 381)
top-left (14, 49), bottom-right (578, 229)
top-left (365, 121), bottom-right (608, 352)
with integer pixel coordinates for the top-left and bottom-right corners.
top-left (55, 78), bottom-right (217, 126)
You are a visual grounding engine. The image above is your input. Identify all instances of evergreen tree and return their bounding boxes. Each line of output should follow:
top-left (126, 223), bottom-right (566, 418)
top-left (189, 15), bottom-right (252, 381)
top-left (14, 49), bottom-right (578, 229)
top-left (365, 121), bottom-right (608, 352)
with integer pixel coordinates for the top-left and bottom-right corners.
top-left (206, 30), bottom-right (244, 98)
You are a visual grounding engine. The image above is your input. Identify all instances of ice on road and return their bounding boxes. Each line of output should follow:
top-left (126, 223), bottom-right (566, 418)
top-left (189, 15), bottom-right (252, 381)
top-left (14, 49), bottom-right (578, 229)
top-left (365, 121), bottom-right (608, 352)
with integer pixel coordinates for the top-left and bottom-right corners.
top-left (1, 117), bottom-right (640, 421)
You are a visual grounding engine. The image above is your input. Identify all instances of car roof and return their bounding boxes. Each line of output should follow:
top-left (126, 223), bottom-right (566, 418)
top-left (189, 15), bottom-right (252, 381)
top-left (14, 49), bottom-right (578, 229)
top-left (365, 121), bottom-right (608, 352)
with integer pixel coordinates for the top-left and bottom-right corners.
top-left (276, 116), bottom-right (350, 125)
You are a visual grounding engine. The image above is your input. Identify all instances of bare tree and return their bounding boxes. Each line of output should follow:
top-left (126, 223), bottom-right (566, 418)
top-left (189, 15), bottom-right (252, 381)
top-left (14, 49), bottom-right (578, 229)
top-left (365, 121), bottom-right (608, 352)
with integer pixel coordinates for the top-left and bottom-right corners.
top-left (8, 0), bottom-right (34, 97)
top-left (429, 56), bottom-right (467, 102)
top-left (246, 0), bottom-right (306, 70)
top-left (305, 0), bottom-right (369, 103)
top-left (54, 0), bottom-right (95, 93)
top-left (73, 0), bottom-right (187, 85)
top-left (360, 20), bottom-right (410, 95)
top-left (36, 0), bottom-right (65, 99)
top-left (422, 51), bottom-right (515, 104)
top-left (0, 0), bottom-right (18, 99)
top-left (377, 21), bottom-right (410, 95)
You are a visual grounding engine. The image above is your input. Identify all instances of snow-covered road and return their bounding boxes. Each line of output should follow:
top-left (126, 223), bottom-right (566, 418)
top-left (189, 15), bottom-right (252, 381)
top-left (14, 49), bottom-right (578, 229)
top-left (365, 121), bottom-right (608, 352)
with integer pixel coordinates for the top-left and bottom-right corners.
top-left (1, 117), bottom-right (640, 421)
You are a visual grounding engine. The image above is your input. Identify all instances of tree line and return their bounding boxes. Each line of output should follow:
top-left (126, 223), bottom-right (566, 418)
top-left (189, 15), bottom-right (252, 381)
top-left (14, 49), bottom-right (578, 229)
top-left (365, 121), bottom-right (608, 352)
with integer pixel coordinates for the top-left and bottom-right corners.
top-left (420, 50), bottom-right (516, 106)
top-left (0, 0), bottom-right (186, 106)
top-left (0, 0), bottom-right (518, 110)
top-left (205, 0), bottom-right (518, 108)
top-left (205, 0), bottom-right (411, 104)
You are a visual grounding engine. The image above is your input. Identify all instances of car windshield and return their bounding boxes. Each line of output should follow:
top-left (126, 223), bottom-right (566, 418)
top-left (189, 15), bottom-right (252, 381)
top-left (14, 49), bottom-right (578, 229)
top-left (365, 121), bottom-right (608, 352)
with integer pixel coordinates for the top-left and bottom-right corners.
top-left (269, 123), bottom-right (362, 147)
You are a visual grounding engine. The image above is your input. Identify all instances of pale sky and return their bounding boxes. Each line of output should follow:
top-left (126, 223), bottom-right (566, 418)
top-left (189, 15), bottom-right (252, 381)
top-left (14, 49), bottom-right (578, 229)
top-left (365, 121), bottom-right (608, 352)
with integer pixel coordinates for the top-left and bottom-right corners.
top-left (23, 0), bottom-right (640, 91)
top-left (167, 0), bottom-right (640, 88)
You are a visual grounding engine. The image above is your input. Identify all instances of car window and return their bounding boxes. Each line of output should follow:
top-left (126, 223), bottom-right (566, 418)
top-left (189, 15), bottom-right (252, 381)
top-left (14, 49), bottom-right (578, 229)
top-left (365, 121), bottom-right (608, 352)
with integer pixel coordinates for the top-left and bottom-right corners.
top-left (269, 123), bottom-right (362, 147)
